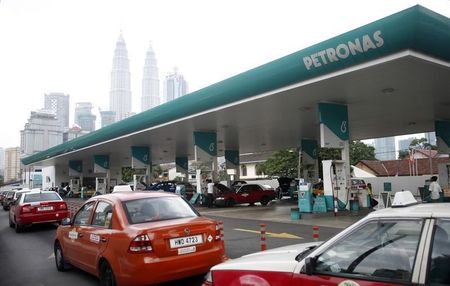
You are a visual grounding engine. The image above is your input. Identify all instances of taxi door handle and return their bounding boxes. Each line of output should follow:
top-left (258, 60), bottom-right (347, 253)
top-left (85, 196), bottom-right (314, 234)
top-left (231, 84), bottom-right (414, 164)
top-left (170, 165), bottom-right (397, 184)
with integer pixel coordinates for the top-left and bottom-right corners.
top-left (101, 237), bottom-right (107, 243)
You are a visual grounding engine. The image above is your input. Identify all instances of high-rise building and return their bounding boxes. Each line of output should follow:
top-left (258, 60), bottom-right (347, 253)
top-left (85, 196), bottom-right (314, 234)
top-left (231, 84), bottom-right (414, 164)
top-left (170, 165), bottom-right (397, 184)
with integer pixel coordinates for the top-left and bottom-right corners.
top-left (20, 110), bottom-right (63, 156)
top-left (75, 102), bottom-right (96, 132)
top-left (163, 68), bottom-right (188, 103)
top-left (100, 110), bottom-right (116, 128)
top-left (4, 147), bottom-right (20, 182)
top-left (141, 43), bottom-right (160, 111)
top-left (374, 136), bottom-right (396, 160)
top-left (110, 33), bottom-right (132, 122)
top-left (0, 147), bottom-right (4, 177)
top-left (398, 137), bottom-right (415, 153)
top-left (425, 132), bottom-right (437, 146)
top-left (44, 92), bottom-right (70, 130)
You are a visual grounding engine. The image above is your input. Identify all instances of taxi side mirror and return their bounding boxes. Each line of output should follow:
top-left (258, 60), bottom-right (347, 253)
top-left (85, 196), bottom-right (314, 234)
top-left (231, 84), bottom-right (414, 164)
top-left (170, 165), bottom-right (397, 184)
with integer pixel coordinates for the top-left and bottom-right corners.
top-left (61, 217), bottom-right (72, 226)
top-left (304, 257), bottom-right (316, 275)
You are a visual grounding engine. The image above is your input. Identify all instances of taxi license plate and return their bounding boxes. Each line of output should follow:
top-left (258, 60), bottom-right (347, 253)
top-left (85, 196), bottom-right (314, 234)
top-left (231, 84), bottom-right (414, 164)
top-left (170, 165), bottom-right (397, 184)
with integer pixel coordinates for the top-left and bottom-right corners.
top-left (169, 235), bottom-right (203, 248)
top-left (38, 206), bottom-right (53, 211)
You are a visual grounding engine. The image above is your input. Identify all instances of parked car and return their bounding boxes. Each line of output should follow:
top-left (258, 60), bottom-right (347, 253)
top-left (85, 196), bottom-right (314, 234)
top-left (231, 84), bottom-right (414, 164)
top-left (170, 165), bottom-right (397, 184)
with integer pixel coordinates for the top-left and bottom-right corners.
top-left (214, 184), bottom-right (276, 207)
top-left (2, 190), bottom-right (18, 210)
top-left (145, 181), bottom-right (177, 193)
top-left (351, 178), bottom-right (367, 190)
top-left (54, 191), bottom-right (227, 286)
top-left (176, 182), bottom-right (196, 200)
top-left (276, 177), bottom-right (299, 199)
top-left (9, 190), bottom-right (69, 233)
top-left (230, 180), bottom-right (247, 191)
top-left (203, 191), bottom-right (450, 286)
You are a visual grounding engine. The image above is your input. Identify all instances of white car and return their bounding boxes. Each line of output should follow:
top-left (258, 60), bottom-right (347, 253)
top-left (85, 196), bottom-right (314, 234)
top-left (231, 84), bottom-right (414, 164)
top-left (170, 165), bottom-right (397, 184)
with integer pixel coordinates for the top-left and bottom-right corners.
top-left (204, 191), bottom-right (450, 286)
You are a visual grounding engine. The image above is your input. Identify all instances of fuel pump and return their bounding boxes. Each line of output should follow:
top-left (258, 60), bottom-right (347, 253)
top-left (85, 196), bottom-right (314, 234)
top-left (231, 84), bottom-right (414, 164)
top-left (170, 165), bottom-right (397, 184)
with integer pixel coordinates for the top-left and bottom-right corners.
top-left (95, 177), bottom-right (108, 195)
top-left (133, 174), bottom-right (148, 191)
top-left (322, 160), bottom-right (350, 214)
top-left (69, 178), bottom-right (80, 194)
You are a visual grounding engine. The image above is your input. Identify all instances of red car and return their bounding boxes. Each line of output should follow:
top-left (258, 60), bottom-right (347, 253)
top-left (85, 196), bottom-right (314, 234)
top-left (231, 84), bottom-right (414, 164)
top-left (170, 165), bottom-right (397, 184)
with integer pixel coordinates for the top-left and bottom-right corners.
top-left (214, 184), bottom-right (276, 207)
top-left (9, 190), bottom-right (69, 233)
top-left (54, 191), bottom-right (227, 286)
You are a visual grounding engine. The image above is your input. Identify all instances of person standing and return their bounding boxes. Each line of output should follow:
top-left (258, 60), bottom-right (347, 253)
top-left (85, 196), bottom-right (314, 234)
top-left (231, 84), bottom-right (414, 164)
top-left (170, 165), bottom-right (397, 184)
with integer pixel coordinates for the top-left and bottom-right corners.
top-left (429, 176), bottom-right (442, 203)
top-left (207, 179), bottom-right (215, 208)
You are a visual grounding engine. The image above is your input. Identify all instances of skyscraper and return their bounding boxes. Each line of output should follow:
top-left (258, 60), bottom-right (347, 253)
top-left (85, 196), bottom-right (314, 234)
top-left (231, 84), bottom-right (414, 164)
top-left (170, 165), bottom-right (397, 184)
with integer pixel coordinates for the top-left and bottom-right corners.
top-left (100, 110), bottom-right (116, 128)
top-left (4, 147), bottom-right (20, 182)
top-left (163, 68), bottom-right (188, 103)
top-left (75, 102), bottom-right (96, 132)
top-left (141, 43), bottom-right (160, 111)
top-left (20, 110), bottom-right (63, 156)
top-left (374, 136), bottom-right (396, 160)
top-left (110, 33), bottom-right (132, 122)
top-left (0, 147), bottom-right (4, 177)
top-left (44, 92), bottom-right (69, 130)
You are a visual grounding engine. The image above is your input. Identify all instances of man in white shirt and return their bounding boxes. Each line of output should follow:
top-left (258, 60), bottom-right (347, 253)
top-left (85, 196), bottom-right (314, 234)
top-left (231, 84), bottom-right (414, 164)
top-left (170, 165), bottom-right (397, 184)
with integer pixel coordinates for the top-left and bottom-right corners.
top-left (429, 176), bottom-right (442, 203)
top-left (207, 179), bottom-right (215, 208)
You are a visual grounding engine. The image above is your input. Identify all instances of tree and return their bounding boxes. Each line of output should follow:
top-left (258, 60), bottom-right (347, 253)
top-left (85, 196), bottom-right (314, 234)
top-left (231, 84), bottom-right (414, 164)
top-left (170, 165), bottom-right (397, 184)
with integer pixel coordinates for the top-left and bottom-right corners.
top-left (350, 140), bottom-right (376, 165)
top-left (398, 149), bottom-right (409, 160)
top-left (262, 149), bottom-right (299, 178)
top-left (151, 165), bottom-right (163, 180)
top-left (263, 141), bottom-right (375, 178)
top-left (409, 137), bottom-right (437, 150)
top-left (398, 137), bottom-right (438, 159)
top-left (121, 167), bottom-right (135, 183)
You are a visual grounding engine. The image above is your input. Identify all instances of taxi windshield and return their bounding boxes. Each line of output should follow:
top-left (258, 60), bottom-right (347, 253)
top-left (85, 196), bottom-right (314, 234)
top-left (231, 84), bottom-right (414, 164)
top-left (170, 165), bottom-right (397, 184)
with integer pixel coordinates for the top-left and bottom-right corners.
top-left (123, 196), bottom-right (198, 224)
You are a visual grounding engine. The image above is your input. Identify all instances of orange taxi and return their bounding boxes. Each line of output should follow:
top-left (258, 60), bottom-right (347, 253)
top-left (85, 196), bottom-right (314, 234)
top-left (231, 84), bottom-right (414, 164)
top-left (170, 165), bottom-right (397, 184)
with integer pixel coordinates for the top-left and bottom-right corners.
top-left (54, 191), bottom-right (227, 286)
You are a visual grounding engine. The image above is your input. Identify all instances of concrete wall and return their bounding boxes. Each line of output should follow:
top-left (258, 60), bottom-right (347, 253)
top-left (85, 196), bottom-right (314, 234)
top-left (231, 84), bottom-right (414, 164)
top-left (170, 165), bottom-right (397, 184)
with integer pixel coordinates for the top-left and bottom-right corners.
top-left (359, 175), bottom-right (432, 196)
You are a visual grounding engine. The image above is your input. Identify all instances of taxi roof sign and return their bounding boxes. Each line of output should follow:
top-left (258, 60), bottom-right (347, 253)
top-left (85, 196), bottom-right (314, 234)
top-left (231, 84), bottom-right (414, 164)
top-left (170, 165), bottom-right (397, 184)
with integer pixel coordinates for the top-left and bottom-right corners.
top-left (392, 191), bottom-right (418, 208)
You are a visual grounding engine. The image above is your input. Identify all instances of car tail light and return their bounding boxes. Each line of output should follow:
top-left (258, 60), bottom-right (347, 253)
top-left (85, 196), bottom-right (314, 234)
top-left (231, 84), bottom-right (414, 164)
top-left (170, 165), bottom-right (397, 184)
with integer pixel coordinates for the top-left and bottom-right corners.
top-left (215, 223), bottom-right (224, 241)
top-left (20, 204), bottom-right (32, 214)
top-left (129, 234), bottom-right (152, 253)
top-left (59, 202), bottom-right (67, 210)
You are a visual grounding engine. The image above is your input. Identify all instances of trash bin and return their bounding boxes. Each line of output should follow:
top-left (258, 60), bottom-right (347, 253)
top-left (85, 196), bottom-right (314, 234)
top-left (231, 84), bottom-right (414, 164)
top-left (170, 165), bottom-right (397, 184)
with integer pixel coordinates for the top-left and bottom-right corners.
top-left (290, 208), bottom-right (301, 220)
top-left (350, 199), bottom-right (359, 211)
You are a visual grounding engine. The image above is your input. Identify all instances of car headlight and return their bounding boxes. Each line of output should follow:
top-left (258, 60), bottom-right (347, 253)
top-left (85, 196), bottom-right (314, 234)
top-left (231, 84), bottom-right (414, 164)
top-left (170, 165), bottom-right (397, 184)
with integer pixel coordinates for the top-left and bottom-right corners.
top-left (215, 197), bottom-right (224, 200)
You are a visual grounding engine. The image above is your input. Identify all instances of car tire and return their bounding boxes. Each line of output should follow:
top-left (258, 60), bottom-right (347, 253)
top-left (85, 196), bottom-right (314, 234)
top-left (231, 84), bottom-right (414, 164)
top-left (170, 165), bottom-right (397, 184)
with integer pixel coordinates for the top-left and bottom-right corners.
top-left (260, 197), bottom-right (270, 206)
top-left (14, 217), bottom-right (23, 233)
top-left (226, 198), bottom-right (235, 207)
top-left (100, 260), bottom-right (116, 286)
top-left (54, 241), bottom-right (71, 271)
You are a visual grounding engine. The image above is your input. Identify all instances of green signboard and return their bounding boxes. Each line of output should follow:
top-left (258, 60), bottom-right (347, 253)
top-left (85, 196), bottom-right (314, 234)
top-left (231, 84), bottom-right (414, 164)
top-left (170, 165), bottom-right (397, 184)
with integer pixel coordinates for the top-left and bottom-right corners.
top-left (94, 155), bottom-right (110, 173)
top-left (301, 139), bottom-right (318, 165)
top-left (194, 132), bottom-right (217, 162)
top-left (131, 146), bottom-right (150, 169)
top-left (319, 103), bottom-right (349, 148)
top-left (435, 120), bottom-right (450, 153)
top-left (176, 157), bottom-right (188, 173)
top-left (225, 150), bottom-right (239, 169)
top-left (69, 160), bottom-right (82, 176)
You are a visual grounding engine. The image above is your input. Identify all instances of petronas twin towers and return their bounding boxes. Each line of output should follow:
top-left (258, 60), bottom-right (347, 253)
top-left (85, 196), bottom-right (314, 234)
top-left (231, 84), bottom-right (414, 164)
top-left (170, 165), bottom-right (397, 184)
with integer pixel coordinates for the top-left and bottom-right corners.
top-left (110, 33), bottom-right (174, 123)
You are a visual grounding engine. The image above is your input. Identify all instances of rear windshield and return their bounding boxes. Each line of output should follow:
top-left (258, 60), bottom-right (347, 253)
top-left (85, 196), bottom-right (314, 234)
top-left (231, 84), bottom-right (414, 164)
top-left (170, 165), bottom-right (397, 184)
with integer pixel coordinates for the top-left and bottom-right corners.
top-left (24, 192), bottom-right (61, 203)
top-left (123, 196), bottom-right (198, 224)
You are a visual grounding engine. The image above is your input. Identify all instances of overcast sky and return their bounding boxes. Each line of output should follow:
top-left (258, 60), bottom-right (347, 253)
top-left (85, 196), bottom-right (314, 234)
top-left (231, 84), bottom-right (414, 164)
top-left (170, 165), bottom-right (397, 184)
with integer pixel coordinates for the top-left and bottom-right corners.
top-left (0, 0), bottom-right (449, 149)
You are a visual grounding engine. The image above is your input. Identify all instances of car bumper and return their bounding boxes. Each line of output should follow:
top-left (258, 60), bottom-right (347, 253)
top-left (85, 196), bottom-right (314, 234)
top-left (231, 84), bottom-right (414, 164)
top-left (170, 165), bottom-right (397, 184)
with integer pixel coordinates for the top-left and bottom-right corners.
top-left (114, 246), bottom-right (226, 286)
top-left (17, 210), bottom-right (69, 225)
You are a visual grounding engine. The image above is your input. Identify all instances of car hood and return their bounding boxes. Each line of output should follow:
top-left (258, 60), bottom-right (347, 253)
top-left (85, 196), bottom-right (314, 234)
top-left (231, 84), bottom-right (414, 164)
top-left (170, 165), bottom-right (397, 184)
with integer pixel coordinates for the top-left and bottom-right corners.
top-left (211, 242), bottom-right (321, 273)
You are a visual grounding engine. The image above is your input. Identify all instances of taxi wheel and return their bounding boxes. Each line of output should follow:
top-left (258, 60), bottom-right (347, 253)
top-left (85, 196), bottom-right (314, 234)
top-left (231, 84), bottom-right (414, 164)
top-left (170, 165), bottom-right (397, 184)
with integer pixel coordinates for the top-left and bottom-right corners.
top-left (226, 198), bottom-right (235, 207)
top-left (260, 197), bottom-right (270, 206)
top-left (54, 241), bottom-right (71, 271)
top-left (100, 261), bottom-right (116, 286)
top-left (14, 218), bottom-right (23, 233)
